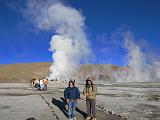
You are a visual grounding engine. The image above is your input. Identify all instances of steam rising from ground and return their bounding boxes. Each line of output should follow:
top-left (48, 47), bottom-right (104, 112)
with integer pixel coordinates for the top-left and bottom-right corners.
top-left (24, 1), bottom-right (160, 82)
top-left (114, 31), bottom-right (160, 82)
top-left (24, 0), bottom-right (92, 80)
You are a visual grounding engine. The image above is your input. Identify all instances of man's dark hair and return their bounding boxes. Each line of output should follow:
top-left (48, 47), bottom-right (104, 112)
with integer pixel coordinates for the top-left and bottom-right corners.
top-left (68, 80), bottom-right (75, 87)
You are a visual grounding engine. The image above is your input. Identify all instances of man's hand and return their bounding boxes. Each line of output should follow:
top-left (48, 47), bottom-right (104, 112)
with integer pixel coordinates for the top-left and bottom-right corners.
top-left (66, 99), bottom-right (69, 103)
top-left (76, 99), bottom-right (80, 102)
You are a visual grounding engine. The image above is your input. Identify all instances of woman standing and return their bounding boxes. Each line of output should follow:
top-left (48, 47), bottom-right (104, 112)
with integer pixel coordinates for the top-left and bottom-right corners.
top-left (83, 77), bottom-right (97, 120)
top-left (64, 80), bottom-right (80, 120)
top-left (43, 79), bottom-right (48, 91)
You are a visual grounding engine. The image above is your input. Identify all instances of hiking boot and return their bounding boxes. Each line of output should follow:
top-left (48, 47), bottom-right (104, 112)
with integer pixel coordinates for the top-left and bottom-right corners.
top-left (86, 116), bottom-right (91, 120)
top-left (92, 118), bottom-right (96, 120)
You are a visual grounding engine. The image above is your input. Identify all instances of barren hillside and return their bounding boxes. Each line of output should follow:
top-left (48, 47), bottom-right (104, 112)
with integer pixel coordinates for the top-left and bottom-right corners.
top-left (0, 62), bottom-right (120, 83)
top-left (0, 62), bottom-right (51, 82)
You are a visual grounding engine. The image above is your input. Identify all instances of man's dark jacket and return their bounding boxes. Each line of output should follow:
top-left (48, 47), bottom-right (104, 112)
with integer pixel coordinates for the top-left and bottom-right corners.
top-left (64, 87), bottom-right (80, 99)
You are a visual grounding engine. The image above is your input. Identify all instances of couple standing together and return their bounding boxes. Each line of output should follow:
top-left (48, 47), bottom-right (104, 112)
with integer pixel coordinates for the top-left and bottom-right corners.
top-left (64, 77), bottom-right (97, 120)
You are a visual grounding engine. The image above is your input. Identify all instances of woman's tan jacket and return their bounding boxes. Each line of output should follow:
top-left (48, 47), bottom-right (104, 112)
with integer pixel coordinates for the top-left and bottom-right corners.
top-left (83, 85), bottom-right (97, 99)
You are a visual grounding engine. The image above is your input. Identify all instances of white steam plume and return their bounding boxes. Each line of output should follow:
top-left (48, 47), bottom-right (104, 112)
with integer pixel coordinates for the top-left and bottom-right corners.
top-left (114, 31), bottom-right (160, 82)
top-left (24, 0), bottom-right (92, 81)
top-left (123, 31), bottom-right (151, 82)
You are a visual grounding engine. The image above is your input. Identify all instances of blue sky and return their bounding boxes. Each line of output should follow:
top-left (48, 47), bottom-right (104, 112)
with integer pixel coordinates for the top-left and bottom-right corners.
top-left (0, 0), bottom-right (160, 65)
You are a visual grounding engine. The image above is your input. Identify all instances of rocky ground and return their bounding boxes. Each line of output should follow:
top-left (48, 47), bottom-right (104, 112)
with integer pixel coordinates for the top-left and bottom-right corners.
top-left (0, 83), bottom-right (124, 120)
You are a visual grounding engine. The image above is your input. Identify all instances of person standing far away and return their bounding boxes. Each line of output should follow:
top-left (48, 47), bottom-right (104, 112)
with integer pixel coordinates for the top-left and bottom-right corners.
top-left (64, 80), bottom-right (80, 120)
top-left (43, 79), bottom-right (48, 91)
top-left (39, 79), bottom-right (44, 91)
top-left (34, 78), bottom-right (40, 88)
top-left (83, 77), bottom-right (97, 120)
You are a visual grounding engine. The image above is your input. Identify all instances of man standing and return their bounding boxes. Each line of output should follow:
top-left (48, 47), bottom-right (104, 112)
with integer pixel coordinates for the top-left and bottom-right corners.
top-left (64, 80), bottom-right (80, 120)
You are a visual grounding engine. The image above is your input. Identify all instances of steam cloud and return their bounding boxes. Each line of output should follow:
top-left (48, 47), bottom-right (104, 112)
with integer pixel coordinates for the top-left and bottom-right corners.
top-left (24, 0), bottom-right (92, 80)
top-left (24, 0), bottom-right (160, 82)
top-left (114, 31), bottom-right (160, 82)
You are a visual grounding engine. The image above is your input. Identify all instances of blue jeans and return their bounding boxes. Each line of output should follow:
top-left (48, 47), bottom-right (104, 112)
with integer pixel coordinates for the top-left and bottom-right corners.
top-left (68, 100), bottom-right (77, 119)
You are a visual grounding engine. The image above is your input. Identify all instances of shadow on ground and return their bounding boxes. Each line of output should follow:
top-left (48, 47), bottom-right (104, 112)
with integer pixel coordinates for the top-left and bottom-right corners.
top-left (52, 97), bottom-right (87, 119)
top-left (52, 98), bottom-right (68, 117)
top-left (26, 118), bottom-right (36, 120)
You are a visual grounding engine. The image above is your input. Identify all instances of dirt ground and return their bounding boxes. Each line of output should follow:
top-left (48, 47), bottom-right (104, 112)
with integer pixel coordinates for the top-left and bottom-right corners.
top-left (0, 83), bottom-right (124, 120)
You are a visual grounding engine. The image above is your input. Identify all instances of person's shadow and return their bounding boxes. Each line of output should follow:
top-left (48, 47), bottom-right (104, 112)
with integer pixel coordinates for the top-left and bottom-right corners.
top-left (75, 106), bottom-right (87, 119)
top-left (52, 98), bottom-right (68, 117)
top-left (52, 97), bottom-right (87, 119)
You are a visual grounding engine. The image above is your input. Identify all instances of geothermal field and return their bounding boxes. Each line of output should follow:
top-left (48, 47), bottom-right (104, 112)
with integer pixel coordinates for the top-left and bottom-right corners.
top-left (1, 80), bottom-right (160, 120)
top-left (95, 82), bottom-right (160, 120)
top-left (1, 1), bottom-right (160, 120)
top-left (0, 82), bottom-right (124, 120)
top-left (0, 63), bottom-right (160, 120)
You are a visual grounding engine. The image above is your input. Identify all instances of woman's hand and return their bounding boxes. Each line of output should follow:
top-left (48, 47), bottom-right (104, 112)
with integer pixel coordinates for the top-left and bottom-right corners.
top-left (83, 92), bottom-right (89, 96)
